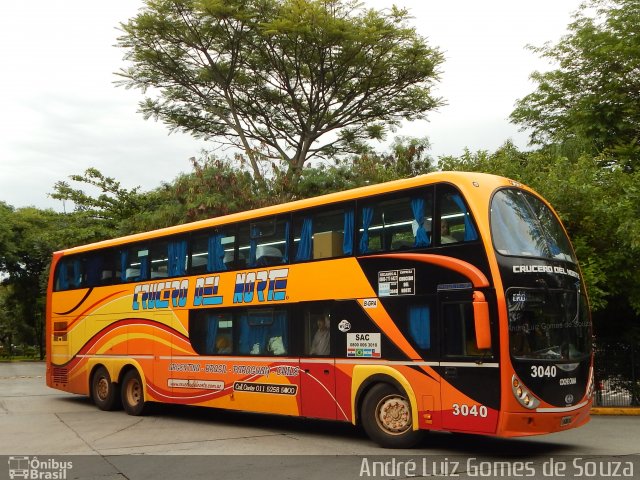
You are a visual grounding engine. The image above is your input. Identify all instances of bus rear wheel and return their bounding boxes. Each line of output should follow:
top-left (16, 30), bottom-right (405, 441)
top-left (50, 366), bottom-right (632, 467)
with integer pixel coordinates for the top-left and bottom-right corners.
top-left (91, 366), bottom-right (120, 411)
top-left (361, 383), bottom-right (423, 448)
top-left (121, 369), bottom-right (147, 416)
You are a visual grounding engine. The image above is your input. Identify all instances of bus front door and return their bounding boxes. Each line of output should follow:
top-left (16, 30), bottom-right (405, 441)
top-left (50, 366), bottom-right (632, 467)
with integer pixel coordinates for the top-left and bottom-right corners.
top-left (438, 292), bottom-right (500, 434)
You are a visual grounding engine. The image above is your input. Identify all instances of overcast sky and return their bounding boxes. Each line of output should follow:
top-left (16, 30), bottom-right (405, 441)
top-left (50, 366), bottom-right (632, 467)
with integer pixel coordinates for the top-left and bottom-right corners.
top-left (0, 0), bottom-right (581, 210)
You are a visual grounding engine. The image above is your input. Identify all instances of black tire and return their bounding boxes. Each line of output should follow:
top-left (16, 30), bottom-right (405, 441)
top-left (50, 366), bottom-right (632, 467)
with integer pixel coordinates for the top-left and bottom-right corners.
top-left (91, 366), bottom-right (121, 411)
top-left (121, 369), bottom-right (147, 416)
top-left (361, 383), bottom-right (423, 448)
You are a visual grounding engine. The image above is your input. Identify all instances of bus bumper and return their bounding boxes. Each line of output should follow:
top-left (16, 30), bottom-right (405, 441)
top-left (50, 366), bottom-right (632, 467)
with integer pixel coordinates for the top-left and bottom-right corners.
top-left (498, 404), bottom-right (591, 437)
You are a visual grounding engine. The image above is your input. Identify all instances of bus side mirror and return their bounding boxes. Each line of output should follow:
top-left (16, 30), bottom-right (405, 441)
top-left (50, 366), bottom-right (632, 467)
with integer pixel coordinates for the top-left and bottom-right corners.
top-left (473, 291), bottom-right (491, 350)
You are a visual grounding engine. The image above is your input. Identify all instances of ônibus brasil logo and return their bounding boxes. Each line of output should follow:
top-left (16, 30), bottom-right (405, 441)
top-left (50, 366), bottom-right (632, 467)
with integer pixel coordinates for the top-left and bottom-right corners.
top-left (8, 456), bottom-right (73, 480)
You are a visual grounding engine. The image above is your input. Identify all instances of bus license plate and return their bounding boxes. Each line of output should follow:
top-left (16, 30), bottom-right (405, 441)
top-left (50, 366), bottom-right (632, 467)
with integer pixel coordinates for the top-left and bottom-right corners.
top-left (561, 416), bottom-right (572, 426)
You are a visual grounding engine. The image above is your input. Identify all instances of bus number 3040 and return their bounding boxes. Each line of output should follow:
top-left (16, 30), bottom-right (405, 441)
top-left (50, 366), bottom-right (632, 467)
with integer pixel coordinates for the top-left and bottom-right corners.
top-left (452, 403), bottom-right (488, 417)
top-left (531, 365), bottom-right (557, 378)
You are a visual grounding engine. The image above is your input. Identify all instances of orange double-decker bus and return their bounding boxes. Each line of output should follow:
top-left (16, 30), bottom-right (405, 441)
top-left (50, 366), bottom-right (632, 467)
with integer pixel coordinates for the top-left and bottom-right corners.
top-left (46, 172), bottom-right (593, 448)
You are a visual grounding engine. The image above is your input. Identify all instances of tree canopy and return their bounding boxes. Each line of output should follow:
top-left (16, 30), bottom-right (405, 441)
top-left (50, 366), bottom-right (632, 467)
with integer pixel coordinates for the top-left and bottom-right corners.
top-left (510, 0), bottom-right (640, 171)
top-left (116, 0), bottom-right (443, 185)
top-left (0, 207), bottom-right (71, 358)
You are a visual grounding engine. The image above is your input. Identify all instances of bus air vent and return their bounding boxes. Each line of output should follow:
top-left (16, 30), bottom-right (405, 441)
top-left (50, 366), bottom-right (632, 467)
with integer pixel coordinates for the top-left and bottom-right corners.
top-left (52, 367), bottom-right (68, 385)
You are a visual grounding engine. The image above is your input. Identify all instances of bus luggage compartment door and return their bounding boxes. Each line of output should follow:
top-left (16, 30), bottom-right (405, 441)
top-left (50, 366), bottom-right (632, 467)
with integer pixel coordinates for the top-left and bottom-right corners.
top-left (299, 359), bottom-right (338, 420)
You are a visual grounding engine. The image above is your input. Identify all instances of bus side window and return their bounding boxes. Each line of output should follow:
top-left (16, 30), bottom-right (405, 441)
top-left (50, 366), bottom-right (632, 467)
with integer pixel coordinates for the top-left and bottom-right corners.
top-left (443, 302), bottom-right (485, 357)
top-left (207, 313), bottom-right (233, 354)
top-left (357, 190), bottom-right (433, 254)
top-left (191, 230), bottom-right (236, 274)
top-left (238, 309), bottom-right (289, 356)
top-left (121, 246), bottom-right (149, 282)
top-left (54, 257), bottom-right (84, 291)
top-left (150, 241), bottom-right (169, 279)
top-left (437, 187), bottom-right (478, 245)
top-left (165, 238), bottom-right (188, 277)
top-left (189, 311), bottom-right (234, 355)
top-left (243, 218), bottom-right (290, 268)
top-left (304, 307), bottom-right (331, 356)
top-left (293, 206), bottom-right (352, 262)
top-left (85, 252), bottom-right (116, 286)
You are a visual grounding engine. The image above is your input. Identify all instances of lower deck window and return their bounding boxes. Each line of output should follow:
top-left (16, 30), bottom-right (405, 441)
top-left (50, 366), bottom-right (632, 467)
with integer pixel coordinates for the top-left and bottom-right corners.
top-left (239, 309), bottom-right (288, 355)
top-left (189, 308), bottom-right (288, 356)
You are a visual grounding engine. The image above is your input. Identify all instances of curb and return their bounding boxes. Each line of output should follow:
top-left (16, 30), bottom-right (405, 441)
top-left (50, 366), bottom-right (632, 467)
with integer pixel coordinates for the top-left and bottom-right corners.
top-left (591, 407), bottom-right (640, 416)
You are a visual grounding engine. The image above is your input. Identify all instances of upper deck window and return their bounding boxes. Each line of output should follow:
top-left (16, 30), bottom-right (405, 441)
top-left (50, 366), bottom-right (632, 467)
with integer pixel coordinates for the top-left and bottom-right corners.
top-left (54, 251), bottom-right (118, 291)
top-left (54, 257), bottom-right (84, 291)
top-left (490, 189), bottom-right (576, 262)
top-left (238, 217), bottom-right (289, 268)
top-left (121, 246), bottom-right (150, 282)
top-left (437, 186), bottom-right (479, 245)
top-left (357, 189), bottom-right (434, 254)
top-left (293, 206), bottom-right (353, 262)
top-left (191, 229), bottom-right (236, 273)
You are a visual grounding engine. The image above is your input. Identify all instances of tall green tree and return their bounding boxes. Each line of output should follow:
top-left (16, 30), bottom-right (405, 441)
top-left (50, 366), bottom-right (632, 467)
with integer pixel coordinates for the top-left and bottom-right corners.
top-left (0, 207), bottom-right (66, 358)
top-left (0, 202), bottom-right (15, 273)
top-left (1, 198), bottom-right (128, 357)
top-left (116, 0), bottom-right (443, 185)
top-left (510, 0), bottom-right (640, 171)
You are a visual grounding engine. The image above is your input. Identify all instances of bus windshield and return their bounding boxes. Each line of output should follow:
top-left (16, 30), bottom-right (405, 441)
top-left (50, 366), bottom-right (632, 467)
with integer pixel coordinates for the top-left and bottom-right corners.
top-left (507, 288), bottom-right (591, 361)
top-left (490, 189), bottom-right (576, 262)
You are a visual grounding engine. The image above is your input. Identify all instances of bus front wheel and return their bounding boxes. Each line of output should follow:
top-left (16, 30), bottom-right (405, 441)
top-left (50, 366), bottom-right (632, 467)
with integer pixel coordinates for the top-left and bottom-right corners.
top-left (91, 366), bottom-right (120, 411)
top-left (361, 383), bottom-right (423, 448)
top-left (121, 369), bottom-right (147, 416)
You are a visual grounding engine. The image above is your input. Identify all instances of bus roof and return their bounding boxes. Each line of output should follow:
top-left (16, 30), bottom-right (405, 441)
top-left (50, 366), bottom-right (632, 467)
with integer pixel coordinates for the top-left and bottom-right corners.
top-left (56, 171), bottom-right (520, 255)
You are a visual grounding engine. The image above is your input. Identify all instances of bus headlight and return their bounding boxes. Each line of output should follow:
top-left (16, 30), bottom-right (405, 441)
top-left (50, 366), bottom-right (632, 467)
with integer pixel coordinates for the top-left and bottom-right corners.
top-left (511, 375), bottom-right (540, 410)
top-left (587, 367), bottom-right (594, 399)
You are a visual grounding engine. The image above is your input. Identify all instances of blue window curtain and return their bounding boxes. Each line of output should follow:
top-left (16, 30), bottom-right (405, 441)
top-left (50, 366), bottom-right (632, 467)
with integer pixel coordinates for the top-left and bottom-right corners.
top-left (411, 198), bottom-right (431, 247)
top-left (408, 305), bottom-right (431, 349)
top-left (239, 313), bottom-right (267, 354)
top-left (238, 311), bottom-right (288, 355)
top-left (205, 314), bottom-right (219, 355)
top-left (120, 251), bottom-right (128, 282)
top-left (451, 195), bottom-right (479, 241)
top-left (58, 262), bottom-right (69, 290)
top-left (168, 239), bottom-right (188, 276)
top-left (139, 253), bottom-right (149, 281)
top-left (71, 259), bottom-right (82, 288)
top-left (343, 209), bottom-right (354, 255)
top-left (272, 311), bottom-right (288, 352)
top-left (295, 217), bottom-right (313, 261)
top-left (358, 206), bottom-right (374, 254)
top-left (207, 234), bottom-right (227, 272)
top-left (249, 226), bottom-right (258, 268)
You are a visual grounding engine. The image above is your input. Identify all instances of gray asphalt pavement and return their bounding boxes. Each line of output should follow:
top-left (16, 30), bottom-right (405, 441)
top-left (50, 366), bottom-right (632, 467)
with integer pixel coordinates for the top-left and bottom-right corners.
top-left (1, 362), bottom-right (638, 479)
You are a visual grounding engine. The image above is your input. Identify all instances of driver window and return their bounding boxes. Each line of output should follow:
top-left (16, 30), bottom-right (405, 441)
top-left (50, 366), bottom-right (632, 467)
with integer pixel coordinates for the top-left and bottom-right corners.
top-left (443, 302), bottom-right (488, 357)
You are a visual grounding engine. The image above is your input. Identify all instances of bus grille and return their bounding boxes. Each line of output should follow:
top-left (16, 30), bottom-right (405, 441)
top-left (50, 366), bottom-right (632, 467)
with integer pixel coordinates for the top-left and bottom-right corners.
top-left (52, 367), bottom-right (68, 384)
